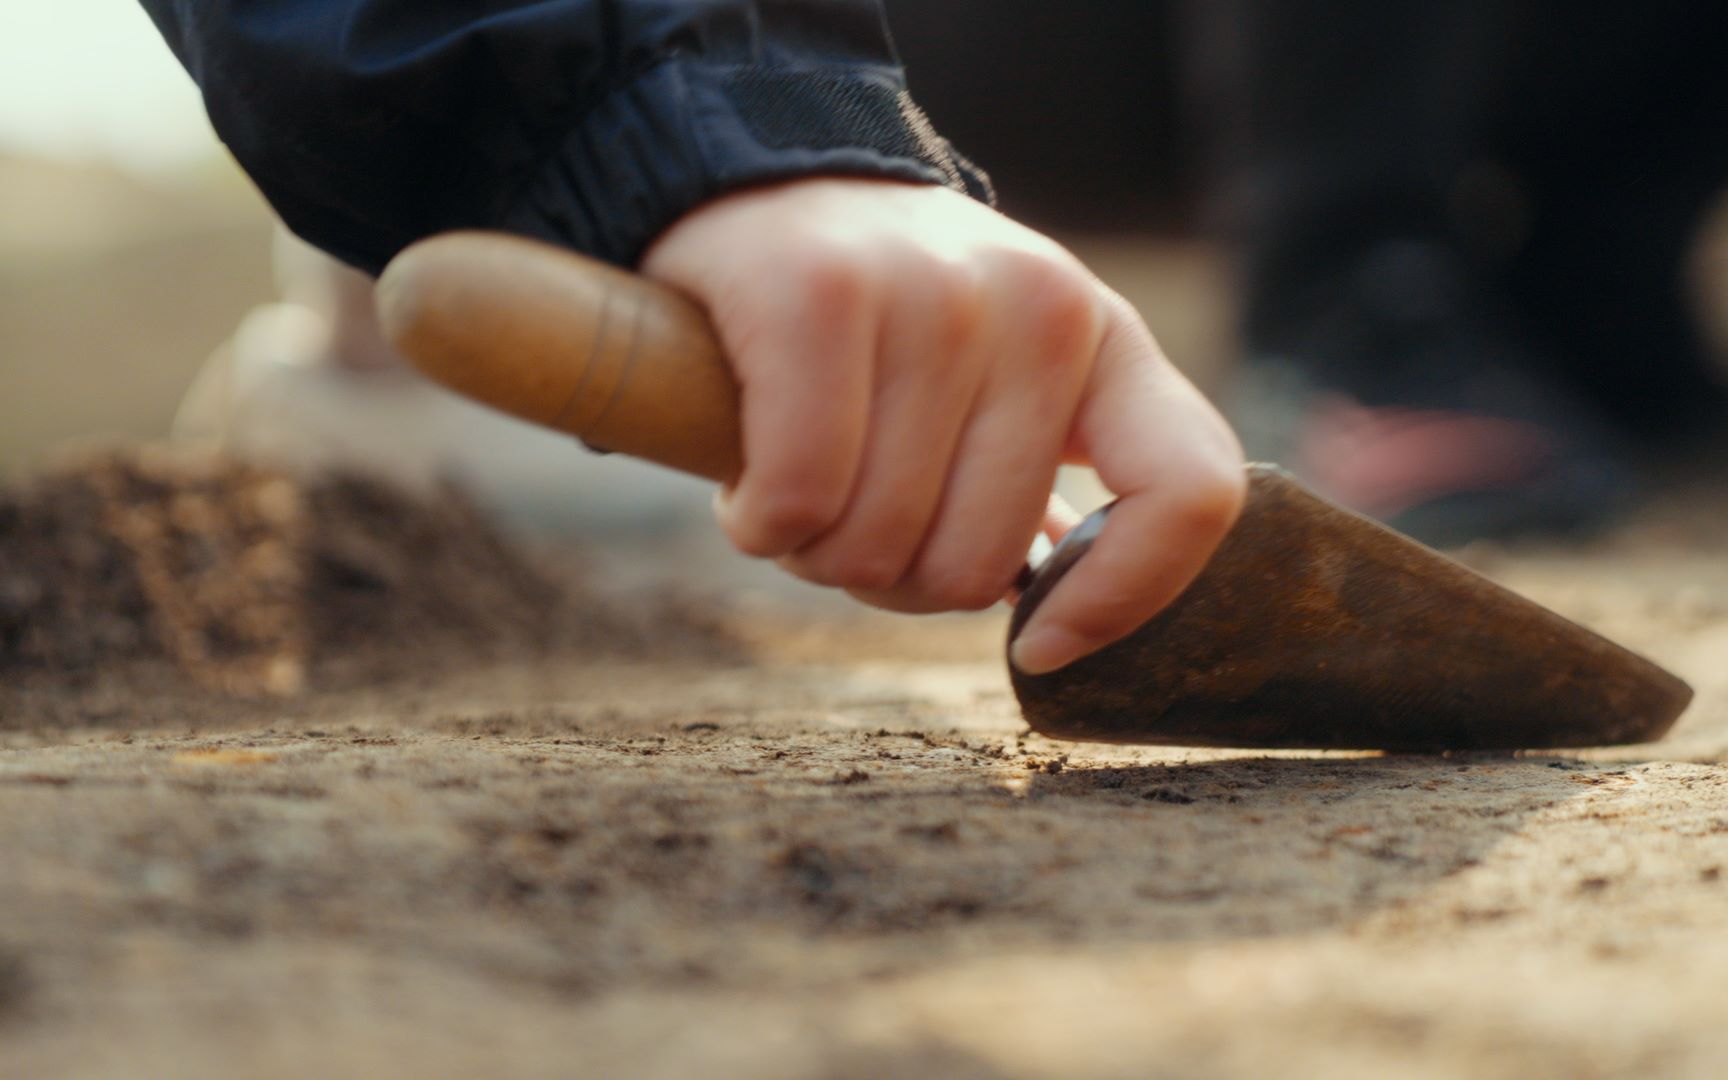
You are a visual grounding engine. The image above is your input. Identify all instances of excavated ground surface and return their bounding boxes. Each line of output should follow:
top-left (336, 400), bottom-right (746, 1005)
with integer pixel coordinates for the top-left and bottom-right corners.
top-left (4, 453), bottom-right (1728, 1079)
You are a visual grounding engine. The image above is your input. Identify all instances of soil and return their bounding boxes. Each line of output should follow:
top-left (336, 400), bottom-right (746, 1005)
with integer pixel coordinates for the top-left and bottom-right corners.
top-left (3, 449), bottom-right (1728, 1079)
top-left (0, 447), bottom-right (736, 700)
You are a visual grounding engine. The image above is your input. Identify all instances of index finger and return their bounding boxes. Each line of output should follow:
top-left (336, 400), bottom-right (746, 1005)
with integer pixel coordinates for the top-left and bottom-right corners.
top-left (1009, 303), bottom-right (1245, 675)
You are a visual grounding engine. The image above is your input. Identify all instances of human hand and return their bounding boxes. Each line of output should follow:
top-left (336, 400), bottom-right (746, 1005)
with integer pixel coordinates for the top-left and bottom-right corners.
top-left (640, 178), bottom-right (1244, 674)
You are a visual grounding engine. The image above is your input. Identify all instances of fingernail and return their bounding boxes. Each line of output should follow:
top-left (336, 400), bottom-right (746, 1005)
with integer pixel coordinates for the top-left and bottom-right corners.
top-left (1010, 625), bottom-right (1090, 676)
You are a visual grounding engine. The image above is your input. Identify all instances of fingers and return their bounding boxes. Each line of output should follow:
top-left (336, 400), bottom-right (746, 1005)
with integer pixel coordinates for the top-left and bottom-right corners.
top-left (1010, 297), bottom-right (1246, 676)
top-left (801, 253), bottom-right (1099, 613)
top-left (849, 271), bottom-right (1098, 611)
top-left (839, 382), bottom-right (1059, 614)
top-left (774, 263), bottom-right (990, 593)
top-left (639, 178), bottom-right (1243, 658)
top-left (709, 250), bottom-right (876, 557)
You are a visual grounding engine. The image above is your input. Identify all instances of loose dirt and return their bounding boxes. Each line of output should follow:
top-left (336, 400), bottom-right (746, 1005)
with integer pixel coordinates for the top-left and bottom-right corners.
top-left (3, 453), bottom-right (1728, 1079)
top-left (0, 447), bottom-right (735, 701)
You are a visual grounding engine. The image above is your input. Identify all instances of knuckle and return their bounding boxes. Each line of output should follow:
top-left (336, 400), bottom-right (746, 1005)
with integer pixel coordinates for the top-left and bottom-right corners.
top-left (1032, 282), bottom-right (1100, 360)
top-left (1169, 465), bottom-right (1248, 543)
top-left (787, 243), bottom-right (872, 323)
top-left (1002, 254), bottom-right (1100, 369)
top-left (793, 515), bottom-right (921, 591)
top-left (923, 264), bottom-right (989, 353)
top-left (883, 252), bottom-right (986, 357)
top-left (728, 487), bottom-right (844, 557)
top-left (825, 555), bottom-right (907, 593)
top-left (919, 564), bottom-right (1011, 612)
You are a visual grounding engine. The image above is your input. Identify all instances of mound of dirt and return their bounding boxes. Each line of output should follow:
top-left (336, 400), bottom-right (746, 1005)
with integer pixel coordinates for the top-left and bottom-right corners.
top-left (0, 446), bottom-right (736, 696)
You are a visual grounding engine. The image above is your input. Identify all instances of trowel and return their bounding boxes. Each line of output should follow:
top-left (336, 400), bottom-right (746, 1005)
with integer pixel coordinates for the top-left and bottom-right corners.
top-left (374, 231), bottom-right (1692, 752)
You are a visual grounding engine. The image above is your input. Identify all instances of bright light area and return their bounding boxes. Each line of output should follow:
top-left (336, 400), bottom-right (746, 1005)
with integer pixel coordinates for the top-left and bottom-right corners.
top-left (0, 1), bottom-right (221, 171)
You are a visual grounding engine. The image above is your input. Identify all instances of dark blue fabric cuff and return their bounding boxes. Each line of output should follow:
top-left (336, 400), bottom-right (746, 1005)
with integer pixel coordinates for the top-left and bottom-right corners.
top-left (497, 59), bottom-right (995, 267)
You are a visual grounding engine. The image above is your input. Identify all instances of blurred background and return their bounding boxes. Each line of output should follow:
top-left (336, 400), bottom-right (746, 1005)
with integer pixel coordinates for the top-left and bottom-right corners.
top-left (0, 1), bottom-right (1233, 492)
top-left (0, 1), bottom-right (276, 477)
top-left (3, 1), bottom-right (1725, 545)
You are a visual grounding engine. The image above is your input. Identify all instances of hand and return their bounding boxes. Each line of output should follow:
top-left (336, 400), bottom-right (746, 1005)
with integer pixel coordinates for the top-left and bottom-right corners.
top-left (641, 178), bottom-right (1244, 674)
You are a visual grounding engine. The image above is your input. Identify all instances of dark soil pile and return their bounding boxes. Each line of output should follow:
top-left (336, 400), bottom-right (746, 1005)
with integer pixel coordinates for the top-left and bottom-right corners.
top-left (0, 446), bottom-right (736, 696)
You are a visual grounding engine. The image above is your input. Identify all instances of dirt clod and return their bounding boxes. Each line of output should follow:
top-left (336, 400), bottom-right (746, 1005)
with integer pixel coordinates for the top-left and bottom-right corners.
top-left (0, 446), bottom-right (737, 699)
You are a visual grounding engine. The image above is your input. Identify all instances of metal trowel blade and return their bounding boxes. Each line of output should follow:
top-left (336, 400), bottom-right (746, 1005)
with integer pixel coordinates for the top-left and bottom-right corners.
top-left (1008, 464), bottom-right (1693, 751)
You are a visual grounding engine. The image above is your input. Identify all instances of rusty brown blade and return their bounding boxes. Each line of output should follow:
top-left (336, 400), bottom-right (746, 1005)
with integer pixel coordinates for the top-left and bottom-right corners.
top-left (1009, 464), bottom-right (1693, 751)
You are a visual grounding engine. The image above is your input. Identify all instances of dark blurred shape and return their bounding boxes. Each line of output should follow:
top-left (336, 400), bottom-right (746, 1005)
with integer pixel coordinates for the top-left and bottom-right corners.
top-left (1194, 0), bottom-right (1728, 441)
top-left (889, 0), bottom-right (1196, 231)
top-left (1193, 0), bottom-right (1728, 542)
top-left (894, 1), bottom-right (1728, 542)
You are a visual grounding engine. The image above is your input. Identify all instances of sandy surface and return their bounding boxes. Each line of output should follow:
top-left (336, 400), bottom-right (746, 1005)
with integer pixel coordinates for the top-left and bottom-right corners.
top-left (5, 480), bottom-right (1728, 1080)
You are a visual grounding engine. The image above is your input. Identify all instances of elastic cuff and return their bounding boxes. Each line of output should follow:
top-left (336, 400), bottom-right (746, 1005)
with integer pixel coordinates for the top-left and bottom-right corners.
top-left (497, 59), bottom-right (994, 268)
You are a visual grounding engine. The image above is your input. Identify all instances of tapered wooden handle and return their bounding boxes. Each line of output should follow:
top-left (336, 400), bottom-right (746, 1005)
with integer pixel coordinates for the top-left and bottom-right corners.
top-left (375, 231), bottom-right (743, 484)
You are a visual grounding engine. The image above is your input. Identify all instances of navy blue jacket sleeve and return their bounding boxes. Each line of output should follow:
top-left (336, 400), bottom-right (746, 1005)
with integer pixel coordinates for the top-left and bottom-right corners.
top-left (137, 0), bottom-right (992, 275)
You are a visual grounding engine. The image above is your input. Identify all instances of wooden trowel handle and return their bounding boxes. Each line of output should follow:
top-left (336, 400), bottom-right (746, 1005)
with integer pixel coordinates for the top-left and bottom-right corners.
top-left (375, 231), bottom-right (743, 484)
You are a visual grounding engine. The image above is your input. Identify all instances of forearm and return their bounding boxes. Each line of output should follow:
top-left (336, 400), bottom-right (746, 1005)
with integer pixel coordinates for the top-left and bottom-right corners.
top-left (138, 0), bottom-right (990, 274)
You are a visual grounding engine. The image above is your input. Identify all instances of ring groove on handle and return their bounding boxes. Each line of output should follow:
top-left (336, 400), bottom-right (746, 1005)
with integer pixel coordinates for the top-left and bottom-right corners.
top-left (376, 230), bottom-right (744, 484)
